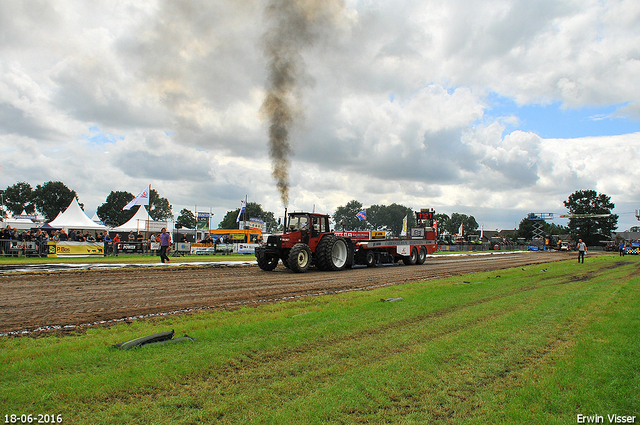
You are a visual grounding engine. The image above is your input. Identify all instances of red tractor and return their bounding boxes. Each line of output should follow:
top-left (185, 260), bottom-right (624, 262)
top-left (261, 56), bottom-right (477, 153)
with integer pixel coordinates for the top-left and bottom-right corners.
top-left (255, 212), bottom-right (352, 272)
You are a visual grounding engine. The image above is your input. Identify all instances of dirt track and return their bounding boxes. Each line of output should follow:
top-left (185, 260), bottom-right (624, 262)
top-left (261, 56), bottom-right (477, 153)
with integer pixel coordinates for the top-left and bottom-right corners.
top-left (0, 251), bottom-right (578, 335)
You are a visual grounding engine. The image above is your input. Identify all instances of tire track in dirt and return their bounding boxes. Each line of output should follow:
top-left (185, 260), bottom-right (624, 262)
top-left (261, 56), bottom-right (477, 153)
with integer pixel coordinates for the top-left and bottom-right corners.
top-left (0, 251), bottom-right (577, 335)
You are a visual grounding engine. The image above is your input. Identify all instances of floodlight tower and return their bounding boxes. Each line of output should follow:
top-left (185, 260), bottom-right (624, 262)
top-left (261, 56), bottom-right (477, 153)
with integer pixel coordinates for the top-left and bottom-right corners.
top-left (636, 210), bottom-right (640, 221)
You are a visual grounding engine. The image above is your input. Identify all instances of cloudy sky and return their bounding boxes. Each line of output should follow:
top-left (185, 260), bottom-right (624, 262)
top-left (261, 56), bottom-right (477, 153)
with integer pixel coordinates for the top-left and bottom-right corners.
top-left (1, 0), bottom-right (639, 232)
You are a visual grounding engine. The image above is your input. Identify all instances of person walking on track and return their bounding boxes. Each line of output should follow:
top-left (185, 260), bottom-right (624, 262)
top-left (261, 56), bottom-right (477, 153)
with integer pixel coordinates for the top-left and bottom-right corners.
top-left (159, 227), bottom-right (172, 263)
top-left (577, 239), bottom-right (587, 263)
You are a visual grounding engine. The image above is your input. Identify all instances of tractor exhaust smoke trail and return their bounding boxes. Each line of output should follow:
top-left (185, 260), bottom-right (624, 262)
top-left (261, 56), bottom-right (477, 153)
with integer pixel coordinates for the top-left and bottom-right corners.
top-left (261, 0), bottom-right (344, 207)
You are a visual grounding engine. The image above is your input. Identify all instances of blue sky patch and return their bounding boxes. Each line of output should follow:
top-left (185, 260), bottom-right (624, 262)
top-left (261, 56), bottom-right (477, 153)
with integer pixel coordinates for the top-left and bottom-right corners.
top-left (484, 94), bottom-right (640, 139)
top-left (86, 126), bottom-right (124, 145)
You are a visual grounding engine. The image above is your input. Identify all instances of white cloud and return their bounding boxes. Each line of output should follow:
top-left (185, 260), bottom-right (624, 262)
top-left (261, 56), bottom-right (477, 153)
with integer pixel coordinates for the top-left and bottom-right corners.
top-left (0, 0), bottom-right (639, 233)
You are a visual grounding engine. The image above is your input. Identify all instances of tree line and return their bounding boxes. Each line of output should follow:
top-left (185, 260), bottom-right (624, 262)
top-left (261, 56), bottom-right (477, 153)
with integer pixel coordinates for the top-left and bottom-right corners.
top-left (330, 190), bottom-right (619, 246)
top-left (2, 182), bottom-right (619, 244)
top-left (1, 181), bottom-right (172, 227)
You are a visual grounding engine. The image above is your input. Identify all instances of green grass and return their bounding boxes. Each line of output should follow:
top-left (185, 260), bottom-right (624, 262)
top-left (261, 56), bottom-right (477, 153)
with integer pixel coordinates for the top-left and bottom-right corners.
top-left (1, 254), bottom-right (638, 424)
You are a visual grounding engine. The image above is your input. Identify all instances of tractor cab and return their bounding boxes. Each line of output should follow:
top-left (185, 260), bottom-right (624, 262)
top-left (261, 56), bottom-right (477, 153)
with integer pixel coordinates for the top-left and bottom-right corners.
top-left (282, 212), bottom-right (331, 248)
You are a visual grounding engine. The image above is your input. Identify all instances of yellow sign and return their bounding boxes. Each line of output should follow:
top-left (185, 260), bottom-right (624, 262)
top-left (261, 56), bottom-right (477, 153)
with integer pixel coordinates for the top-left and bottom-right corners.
top-left (372, 231), bottom-right (386, 239)
top-left (47, 241), bottom-right (57, 258)
top-left (54, 242), bottom-right (104, 257)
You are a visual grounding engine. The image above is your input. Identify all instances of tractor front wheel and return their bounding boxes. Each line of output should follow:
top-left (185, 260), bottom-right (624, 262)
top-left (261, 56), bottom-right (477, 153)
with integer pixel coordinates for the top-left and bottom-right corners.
top-left (288, 243), bottom-right (312, 273)
top-left (257, 254), bottom-right (279, 271)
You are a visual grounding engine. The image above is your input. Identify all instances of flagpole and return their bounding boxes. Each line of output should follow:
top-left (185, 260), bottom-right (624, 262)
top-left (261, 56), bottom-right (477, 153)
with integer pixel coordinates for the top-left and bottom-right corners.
top-left (146, 184), bottom-right (150, 238)
top-left (243, 195), bottom-right (247, 231)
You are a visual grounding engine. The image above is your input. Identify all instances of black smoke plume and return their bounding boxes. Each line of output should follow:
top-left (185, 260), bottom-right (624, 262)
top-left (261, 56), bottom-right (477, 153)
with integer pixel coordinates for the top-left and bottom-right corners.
top-left (261, 0), bottom-right (344, 207)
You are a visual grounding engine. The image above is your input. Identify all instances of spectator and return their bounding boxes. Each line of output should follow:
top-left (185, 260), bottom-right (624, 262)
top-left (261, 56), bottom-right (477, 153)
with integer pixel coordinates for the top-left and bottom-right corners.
top-left (128, 231), bottom-right (135, 241)
top-left (577, 239), bottom-right (587, 263)
top-left (103, 232), bottom-right (112, 256)
top-left (159, 227), bottom-right (171, 263)
top-left (68, 229), bottom-right (77, 241)
top-left (113, 234), bottom-right (121, 256)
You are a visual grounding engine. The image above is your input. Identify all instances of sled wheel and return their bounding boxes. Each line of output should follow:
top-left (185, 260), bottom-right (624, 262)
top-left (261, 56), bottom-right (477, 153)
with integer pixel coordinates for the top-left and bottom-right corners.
top-left (416, 246), bottom-right (427, 265)
top-left (365, 251), bottom-right (377, 268)
top-left (403, 247), bottom-right (418, 265)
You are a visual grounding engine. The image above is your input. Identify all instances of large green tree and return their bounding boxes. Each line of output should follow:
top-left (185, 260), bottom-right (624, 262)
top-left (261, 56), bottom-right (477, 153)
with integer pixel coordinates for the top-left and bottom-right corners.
top-left (333, 201), bottom-right (415, 236)
top-left (176, 208), bottom-right (197, 229)
top-left (3, 181), bottom-right (35, 216)
top-left (218, 202), bottom-right (277, 233)
top-left (444, 213), bottom-right (478, 237)
top-left (376, 203), bottom-right (415, 236)
top-left (433, 213), bottom-right (449, 237)
top-left (563, 190), bottom-right (618, 245)
top-left (333, 200), bottom-right (368, 231)
top-left (32, 181), bottom-right (81, 221)
top-left (148, 189), bottom-right (173, 221)
top-left (96, 191), bottom-right (136, 227)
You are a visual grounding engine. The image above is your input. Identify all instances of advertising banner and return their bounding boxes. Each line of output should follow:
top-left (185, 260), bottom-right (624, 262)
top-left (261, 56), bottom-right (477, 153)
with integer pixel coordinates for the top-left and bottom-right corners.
top-left (9, 241), bottom-right (39, 256)
top-left (55, 241), bottom-right (104, 257)
top-left (115, 242), bottom-right (144, 254)
top-left (334, 231), bottom-right (370, 240)
top-left (237, 243), bottom-right (259, 254)
top-left (410, 227), bottom-right (426, 238)
top-left (191, 247), bottom-right (217, 255)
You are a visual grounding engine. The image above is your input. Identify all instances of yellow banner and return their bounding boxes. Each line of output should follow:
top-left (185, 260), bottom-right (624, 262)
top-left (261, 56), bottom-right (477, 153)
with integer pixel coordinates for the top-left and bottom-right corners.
top-left (54, 242), bottom-right (104, 257)
top-left (372, 231), bottom-right (386, 239)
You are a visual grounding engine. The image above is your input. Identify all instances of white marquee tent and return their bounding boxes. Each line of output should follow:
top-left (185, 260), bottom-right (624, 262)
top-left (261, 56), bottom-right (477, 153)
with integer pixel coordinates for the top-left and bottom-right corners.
top-left (1, 209), bottom-right (37, 229)
top-left (111, 206), bottom-right (168, 233)
top-left (48, 199), bottom-right (107, 230)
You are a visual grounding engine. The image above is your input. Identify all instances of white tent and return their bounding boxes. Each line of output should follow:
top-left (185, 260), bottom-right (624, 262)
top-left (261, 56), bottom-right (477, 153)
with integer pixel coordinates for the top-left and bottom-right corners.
top-left (0, 209), bottom-right (37, 229)
top-left (48, 199), bottom-right (107, 230)
top-left (111, 205), bottom-right (168, 233)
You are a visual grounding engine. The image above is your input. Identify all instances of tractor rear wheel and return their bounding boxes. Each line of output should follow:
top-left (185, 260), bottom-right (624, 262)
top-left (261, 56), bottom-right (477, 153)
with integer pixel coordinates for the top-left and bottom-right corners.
top-left (316, 235), bottom-right (349, 271)
top-left (288, 243), bottom-right (311, 273)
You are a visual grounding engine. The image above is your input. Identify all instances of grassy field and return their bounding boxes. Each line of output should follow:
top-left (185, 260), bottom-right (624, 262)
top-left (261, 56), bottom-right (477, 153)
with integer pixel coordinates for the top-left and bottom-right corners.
top-left (1, 254), bottom-right (638, 424)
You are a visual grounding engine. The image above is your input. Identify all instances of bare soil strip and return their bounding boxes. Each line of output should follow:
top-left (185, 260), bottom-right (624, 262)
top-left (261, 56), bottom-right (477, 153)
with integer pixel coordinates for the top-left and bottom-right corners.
top-left (0, 251), bottom-right (577, 335)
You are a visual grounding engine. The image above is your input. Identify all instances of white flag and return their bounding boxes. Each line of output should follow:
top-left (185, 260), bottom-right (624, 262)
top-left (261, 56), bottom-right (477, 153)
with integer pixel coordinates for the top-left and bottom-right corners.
top-left (236, 197), bottom-right (247, 223)
top-left (400, 215), bottom-right (408, 236)
top-left (123, 185), bottom-right (150, 210)
top-left (458, 223), bottom-right (463, 236)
